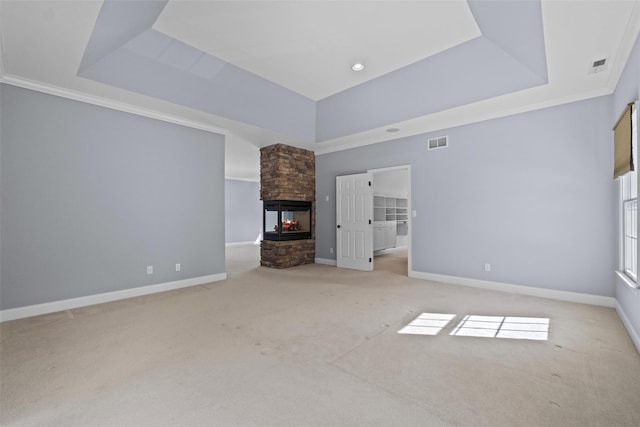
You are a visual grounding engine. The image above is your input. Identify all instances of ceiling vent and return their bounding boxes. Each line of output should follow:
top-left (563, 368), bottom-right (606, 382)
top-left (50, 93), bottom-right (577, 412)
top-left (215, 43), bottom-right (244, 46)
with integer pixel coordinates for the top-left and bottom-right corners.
top-left (589, 58), bottom-right (608, 74)
top-left (427, 136), bottom-right (448, 150)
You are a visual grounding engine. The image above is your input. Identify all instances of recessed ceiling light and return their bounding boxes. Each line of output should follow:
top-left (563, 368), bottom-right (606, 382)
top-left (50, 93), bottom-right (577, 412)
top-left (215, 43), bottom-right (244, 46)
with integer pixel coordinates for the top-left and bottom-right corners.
top-left (386, 128), bottom-right (400, 133)
top-left (351, 63), bottom-right (365, 72)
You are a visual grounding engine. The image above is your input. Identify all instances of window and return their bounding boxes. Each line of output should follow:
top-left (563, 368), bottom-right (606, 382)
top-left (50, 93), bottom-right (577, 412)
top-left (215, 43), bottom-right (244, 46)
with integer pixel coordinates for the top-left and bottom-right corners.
top-left (621, 176), bottom-right (637, 281)
top-left (623, 199), bottom-right (637, 280)
top-left (618, 104), bottom-right (637, 284)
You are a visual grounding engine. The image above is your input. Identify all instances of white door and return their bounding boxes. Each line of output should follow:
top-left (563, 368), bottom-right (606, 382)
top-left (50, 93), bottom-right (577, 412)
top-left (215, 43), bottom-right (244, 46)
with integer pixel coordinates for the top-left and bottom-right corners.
top-left (336, 173), bottom-right (373, 271)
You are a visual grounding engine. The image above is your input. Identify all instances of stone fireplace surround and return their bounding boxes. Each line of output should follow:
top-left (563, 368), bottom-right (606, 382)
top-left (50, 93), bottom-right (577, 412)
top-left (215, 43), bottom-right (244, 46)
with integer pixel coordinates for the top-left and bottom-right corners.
top-left (260, 144), bottom-right (315, 268)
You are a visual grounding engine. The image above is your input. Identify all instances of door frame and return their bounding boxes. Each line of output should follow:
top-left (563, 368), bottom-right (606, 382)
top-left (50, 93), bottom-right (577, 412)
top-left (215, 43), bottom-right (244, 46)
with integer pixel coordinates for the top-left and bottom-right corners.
top-left (367, 165), bottom-right (412, 275)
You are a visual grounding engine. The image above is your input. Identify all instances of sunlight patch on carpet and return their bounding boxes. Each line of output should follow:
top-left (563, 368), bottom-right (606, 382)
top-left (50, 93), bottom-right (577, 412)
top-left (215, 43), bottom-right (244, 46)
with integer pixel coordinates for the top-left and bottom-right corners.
top-left (398, 314), bottom-right (550, 341)
top-left (450, 315), bottom-right (549, 340)
top-left (397, 313), bottom-right (456, 336)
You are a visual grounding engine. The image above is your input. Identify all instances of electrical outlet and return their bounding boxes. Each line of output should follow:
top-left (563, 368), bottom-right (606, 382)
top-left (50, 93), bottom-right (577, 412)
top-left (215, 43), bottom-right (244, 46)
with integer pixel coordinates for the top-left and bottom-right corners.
top-left (146, 265), bottom-right (153, 275)
top-left (329, 248), bottom-right (334, 254)
top-left (484, 263), bottom-right (491, 272)
top-left (175, 263), bottom-right (181, 272)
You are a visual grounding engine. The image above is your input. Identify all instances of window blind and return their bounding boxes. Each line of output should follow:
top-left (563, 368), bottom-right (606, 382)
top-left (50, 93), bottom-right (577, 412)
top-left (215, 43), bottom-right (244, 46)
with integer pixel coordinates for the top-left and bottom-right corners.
top-left (613, 102), bottom-right (635, 179)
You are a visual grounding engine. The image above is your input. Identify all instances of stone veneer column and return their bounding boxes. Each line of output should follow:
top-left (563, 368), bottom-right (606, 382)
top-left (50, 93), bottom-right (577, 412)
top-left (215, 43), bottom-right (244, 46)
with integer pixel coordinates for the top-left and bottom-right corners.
top-left (260, 144), bottom-right (315, 268)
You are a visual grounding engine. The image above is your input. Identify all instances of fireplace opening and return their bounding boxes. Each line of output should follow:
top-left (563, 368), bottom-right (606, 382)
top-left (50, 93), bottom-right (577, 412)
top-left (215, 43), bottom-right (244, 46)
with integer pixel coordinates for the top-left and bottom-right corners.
top-left (263, 200), bottom-right (312, 241)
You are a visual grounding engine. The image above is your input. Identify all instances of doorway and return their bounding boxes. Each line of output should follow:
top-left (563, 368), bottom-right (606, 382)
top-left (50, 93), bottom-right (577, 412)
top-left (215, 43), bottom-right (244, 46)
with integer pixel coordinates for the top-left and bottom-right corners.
top-left (369, 165), bottom-right (411, 275)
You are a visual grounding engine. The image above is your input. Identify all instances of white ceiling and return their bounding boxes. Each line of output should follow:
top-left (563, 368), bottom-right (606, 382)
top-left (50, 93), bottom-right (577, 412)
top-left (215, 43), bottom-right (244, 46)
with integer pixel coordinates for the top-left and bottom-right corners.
top-left (154, 0), bottom-right (481, 100)
top-left (1, 0), bottom-right (640, 182)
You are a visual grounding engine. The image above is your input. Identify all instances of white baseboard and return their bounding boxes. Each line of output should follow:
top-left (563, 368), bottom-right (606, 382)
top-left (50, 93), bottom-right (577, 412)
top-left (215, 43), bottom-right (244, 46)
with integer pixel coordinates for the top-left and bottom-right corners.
top-left (409, 270), bottom-right (616, 308)
top-left (225, 241), bottom-right (259, 247)
top-left (616, 301), bottom-right (640, 354)
top-left (0, 273), bottom-right (227, 322)
top-left (315, 258), bottom-right (337, 266)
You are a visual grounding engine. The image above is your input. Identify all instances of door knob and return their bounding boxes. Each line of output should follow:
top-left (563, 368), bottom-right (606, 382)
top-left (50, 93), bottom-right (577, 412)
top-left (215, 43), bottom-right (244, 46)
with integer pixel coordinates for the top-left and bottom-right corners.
top-left (337, 225), bottom-right (341, 228)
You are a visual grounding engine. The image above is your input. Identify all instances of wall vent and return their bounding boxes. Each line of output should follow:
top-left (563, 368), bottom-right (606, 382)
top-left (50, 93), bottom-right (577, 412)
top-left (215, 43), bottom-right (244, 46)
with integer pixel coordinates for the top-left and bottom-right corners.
top-left (427, 136), bottom-right (448, 150)
top-left (589, 57), bottom-right (608, 74)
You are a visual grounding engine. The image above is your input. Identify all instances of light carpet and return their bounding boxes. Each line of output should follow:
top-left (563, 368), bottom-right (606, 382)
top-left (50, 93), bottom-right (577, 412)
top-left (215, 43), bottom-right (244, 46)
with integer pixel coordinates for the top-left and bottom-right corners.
top-left (1, 244), bottom-right (639, 426)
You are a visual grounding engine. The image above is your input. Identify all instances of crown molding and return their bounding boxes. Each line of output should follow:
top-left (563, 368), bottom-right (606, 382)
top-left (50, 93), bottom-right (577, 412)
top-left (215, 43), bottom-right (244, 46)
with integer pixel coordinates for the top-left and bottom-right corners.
top-left (607, 0), bottom-right (640, 93)
top-left (0, 72), bottom-right (615, 161)
top-left (313, 86), bottom-right (613, 156)
top-left (0, 74), bottom-right (229, 136)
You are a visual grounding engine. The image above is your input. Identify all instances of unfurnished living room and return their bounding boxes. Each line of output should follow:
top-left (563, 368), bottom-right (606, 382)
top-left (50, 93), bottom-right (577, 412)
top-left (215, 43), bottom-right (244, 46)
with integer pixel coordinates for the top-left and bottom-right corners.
top-left (1, 0), bottom-right (640, 426)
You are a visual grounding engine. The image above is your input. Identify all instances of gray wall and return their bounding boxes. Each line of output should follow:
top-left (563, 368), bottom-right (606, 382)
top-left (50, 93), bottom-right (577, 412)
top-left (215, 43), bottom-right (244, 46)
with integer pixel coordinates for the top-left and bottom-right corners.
top-left (225, 179), bottom-right (261, 243)
top-left (0, 84), bottom-right (225, 310)
top-left (316, 95), bottom-right (615, 297)
top-left (612, 32), bottom-right (640, 339)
